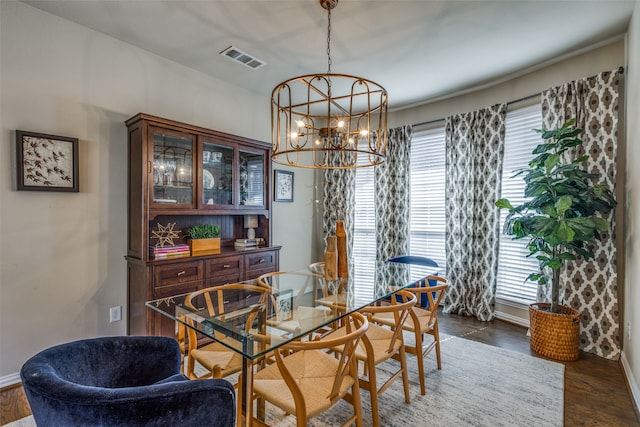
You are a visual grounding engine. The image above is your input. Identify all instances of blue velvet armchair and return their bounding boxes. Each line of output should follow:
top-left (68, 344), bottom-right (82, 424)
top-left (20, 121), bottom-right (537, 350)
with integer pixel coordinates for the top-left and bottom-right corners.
top-left (20, 336), bottom-right (235, 426)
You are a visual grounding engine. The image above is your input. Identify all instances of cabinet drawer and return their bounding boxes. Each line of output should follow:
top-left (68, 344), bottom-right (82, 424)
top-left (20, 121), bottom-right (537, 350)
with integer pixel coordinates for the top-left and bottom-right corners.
top-left (245, 251), bottom-right (277, 273)
top-left (206, 272), bottom-right (243, 287)
top-left (154, 261), bottom-right (204, 287)
top-left (206, 255), bottom-right (242, 277)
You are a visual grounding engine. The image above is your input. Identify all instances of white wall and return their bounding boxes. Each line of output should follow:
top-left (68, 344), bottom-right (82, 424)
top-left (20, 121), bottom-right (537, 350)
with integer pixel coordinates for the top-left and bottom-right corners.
top-left (389, 39), bottom-right (625, 127)
top-left (622, 0), bottom-right (640, 407)
top-left (0, 1), bottom-right (314, 377)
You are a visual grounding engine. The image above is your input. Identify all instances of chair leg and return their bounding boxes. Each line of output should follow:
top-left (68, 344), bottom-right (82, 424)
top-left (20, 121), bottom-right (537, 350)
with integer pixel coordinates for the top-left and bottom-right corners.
top-left (399, 345), bottom-right (411, 404)
top-left (352, 367), bottom-right (364, 427)
top-left (433, 323), bottom-right (442, 370)
top-left (415, 332), bottom-right (426, 395)
top-left (359, 358), bottom-right (380, 427)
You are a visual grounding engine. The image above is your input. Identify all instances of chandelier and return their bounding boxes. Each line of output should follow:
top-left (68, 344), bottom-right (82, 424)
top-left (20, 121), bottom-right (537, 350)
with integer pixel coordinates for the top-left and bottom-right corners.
top-left (271, 0), bottom-right (388, 169)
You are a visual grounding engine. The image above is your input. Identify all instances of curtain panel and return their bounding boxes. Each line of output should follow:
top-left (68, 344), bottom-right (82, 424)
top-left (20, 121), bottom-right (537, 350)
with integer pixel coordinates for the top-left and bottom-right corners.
top-left (374, 125), bottom-right (412, 262)
top-left (541, 69), bottom-right (621, 359)
top-left (322, 154), bottom-right (356, 261)
top-left (443, 104), bottom-right (507, 321)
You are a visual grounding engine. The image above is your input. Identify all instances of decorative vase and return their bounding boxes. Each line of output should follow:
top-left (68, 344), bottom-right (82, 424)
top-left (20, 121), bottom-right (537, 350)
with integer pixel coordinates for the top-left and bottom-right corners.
top-left (528, 302), bottom-right (580, 361)
top-left (336, 220), bottom-right (348, 278)
top-left (324, 236), bottom-right (338, 281)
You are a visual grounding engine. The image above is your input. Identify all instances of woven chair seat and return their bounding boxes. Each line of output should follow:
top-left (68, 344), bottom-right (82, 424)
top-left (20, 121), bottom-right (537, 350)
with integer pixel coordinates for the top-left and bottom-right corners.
top-left (373, 306), bottom-right (434, 334)
top-left (190, 340), bottom-right (245, 379)
top-left (326, 323), bottom-right (403, 365)
top-left (253, 345), bottom-right (357, 419)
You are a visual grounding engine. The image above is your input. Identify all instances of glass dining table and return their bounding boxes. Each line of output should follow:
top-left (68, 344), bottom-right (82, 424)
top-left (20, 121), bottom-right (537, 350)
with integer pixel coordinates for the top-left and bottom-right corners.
top-left (146, 259), bottom-right (436, 426)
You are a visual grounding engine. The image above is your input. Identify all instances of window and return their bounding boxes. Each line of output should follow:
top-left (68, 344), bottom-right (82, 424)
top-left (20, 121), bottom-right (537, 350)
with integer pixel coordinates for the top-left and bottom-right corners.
top-left (407, 126), bottom-right (446, 280)
top-left (352, 125), bottom-right (446, 283)
top-left (352, 104), bottom-right (540, 305)
top-left (496, 103), bottom-right (543, 304)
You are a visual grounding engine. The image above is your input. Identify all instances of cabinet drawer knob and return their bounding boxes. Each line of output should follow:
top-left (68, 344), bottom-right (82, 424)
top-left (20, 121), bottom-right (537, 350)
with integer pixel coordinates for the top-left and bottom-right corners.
top-left (177, 270), bottom-right (186, 276)
top-left (257, 258), bottom-right (265, 264)
top-left (223, 264), bottom-right (231, 268)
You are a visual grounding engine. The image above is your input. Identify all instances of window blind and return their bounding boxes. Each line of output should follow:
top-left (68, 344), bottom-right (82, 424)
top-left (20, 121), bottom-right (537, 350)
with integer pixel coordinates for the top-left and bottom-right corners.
top-left (496, 103), bottom-right (543, 304)
top-left (409, 127), bottom-right (447, 280)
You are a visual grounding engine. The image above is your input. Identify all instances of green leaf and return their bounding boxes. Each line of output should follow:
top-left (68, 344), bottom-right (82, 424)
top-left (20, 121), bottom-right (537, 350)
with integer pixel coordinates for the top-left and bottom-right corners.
top-left (555, 196), bottom-right (572, 216)
top-left (544, 154), bottom-right (559, 173)
top-left (495, 198), bottom-right (513, 210)
top-left (555, 221), bottom-right (575, 242)
top-left (592, 217), bottom-right (610, 231)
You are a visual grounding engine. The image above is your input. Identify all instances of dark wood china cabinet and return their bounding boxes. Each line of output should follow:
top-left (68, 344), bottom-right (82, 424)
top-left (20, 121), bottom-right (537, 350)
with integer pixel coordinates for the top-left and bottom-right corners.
top-left (125, 113), bottom-right (280, 338)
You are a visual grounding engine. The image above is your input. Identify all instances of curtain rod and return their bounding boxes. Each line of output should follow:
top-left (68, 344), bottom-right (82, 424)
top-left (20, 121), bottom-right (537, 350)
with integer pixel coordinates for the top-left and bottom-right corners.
top-left (412, 93), bottom-right (540, 128)
top-left (411, 66), bottom-right (624, 128)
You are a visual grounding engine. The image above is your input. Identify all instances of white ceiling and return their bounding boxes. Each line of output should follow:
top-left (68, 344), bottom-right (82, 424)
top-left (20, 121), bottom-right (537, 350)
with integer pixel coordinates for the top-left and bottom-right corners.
top-left (22, 0), bottom-right (636, 110)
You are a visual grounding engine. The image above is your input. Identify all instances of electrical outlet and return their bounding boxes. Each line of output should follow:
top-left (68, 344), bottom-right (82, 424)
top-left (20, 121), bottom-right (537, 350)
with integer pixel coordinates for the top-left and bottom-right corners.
top-left (110, 306), bottom-right (122, 323)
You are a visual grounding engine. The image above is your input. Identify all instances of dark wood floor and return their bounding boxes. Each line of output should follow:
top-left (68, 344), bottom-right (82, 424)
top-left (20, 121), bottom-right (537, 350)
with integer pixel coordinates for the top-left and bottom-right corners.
top-left (439, 311), bottom-right (640, 427)
top-left (1, 312), bottom-right (638, 426)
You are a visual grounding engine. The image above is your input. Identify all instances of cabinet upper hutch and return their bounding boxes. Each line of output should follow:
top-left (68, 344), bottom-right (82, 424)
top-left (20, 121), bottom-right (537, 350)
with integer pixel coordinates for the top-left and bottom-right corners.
top-left (125, 113), bottom-right (280, 337)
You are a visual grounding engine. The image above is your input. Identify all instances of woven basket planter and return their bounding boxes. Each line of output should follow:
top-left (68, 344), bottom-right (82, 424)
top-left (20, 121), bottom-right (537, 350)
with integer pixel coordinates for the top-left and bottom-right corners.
top-left (529, 303), bottom-right (580, 361)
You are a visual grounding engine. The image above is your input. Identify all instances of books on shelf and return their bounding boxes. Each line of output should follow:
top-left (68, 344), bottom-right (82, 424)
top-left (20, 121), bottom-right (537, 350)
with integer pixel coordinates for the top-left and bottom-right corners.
top-left (150, 244), bottom-right (190, 259)
top-left (235, 238), bottom-right (258, 244)
top-left (234, 238), bottom-right (258, 250)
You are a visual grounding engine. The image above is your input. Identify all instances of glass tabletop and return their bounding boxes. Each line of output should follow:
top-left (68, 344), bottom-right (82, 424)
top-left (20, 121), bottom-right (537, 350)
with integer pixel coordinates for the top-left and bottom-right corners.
top-left (146, 260), bottom-right (432, 360)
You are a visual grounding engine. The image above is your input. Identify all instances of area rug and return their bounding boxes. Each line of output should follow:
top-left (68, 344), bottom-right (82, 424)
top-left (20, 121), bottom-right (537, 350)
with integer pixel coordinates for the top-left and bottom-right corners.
top-left (8, 336), bottom-right (564, 427)
top-left (264, 335), bottom-right (564, 427)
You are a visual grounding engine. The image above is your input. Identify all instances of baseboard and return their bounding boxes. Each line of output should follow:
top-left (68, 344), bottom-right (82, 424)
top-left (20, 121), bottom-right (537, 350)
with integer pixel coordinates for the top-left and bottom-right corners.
top-left (620, 351), bottom-right (640, 419)
top-left (495, 310), bottom-right (530, 328)
top-left (0, 373), bottom-right (21, 390)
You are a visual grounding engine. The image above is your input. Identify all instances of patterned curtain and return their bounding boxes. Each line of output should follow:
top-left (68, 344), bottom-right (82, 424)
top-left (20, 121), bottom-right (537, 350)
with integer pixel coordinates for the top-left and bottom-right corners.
top-left (442, 104), bottom-right (507, 321)
top-left (374, 125), bottom-right (412, 262)
top-left (540, 69), bottom-right (621, 359)
top-left (322, 154), bottom-right (356, 259)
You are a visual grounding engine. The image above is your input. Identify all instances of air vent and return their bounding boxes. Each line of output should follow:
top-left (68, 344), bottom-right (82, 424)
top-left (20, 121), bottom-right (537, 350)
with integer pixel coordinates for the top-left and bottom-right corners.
top-left (220, 46), bottom-right (266, 70)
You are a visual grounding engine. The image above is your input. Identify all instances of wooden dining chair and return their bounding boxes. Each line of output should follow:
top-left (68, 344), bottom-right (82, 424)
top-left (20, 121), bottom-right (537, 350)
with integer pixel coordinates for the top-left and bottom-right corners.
top-left (182, 283), bottom-right (269, 381)
top-left (257, 271), bottom-right (333, 338)
top-left (250, 311), bottom-right (369, 427)
top-left (371, 276), bottom-right (448, 395)
top-left (324, 289), bottom-right (417, 427)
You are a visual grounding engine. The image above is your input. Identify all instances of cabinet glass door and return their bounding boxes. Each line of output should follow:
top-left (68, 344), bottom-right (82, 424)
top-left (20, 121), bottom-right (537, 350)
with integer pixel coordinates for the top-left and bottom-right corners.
top-left (151, 130), bottom-right (194, 207)
top-left (202, 141), bottom-right (234, 208)
top-left (239, 148), bottom-right (265, 208)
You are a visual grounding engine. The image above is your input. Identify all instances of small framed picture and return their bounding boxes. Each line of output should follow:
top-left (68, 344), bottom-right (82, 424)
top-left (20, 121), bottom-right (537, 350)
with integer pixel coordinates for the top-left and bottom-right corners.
top-left (274, 169), bottom-right (294, 202)
top-left (16, 130), bottom-right (79, 192)
top-left (275, 289), bottom-right (293, 322)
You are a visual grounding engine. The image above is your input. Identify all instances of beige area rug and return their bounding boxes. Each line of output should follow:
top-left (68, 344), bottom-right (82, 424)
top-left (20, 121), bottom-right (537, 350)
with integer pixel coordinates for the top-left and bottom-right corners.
top-left (9, 335), bottom-right (564, 427)
top-left (261, 334), bottom-right (564, 426)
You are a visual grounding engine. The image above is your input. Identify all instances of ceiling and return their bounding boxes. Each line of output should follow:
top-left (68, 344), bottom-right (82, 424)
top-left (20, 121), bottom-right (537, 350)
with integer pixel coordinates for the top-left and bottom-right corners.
top-left (22, 0), bottom-right (636, 110)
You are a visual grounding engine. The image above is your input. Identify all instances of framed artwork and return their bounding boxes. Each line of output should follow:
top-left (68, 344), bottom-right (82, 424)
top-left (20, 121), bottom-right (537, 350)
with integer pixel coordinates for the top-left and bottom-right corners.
top-left (275, 289), bottom-right (293, 322)
top-left (274, 169), bottom-right (294, 202)
top-left (16, 130), bottom-right (79, 192)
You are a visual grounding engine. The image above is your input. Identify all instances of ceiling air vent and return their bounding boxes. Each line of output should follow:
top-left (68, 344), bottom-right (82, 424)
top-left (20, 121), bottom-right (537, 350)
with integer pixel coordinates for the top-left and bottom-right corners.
top-left (220, 46), bottom-right (266, 70)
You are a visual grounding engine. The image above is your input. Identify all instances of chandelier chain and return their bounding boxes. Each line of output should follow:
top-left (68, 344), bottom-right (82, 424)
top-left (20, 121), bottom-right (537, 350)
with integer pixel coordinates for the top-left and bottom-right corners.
top-left (326, 4), bottom-right (332, 74)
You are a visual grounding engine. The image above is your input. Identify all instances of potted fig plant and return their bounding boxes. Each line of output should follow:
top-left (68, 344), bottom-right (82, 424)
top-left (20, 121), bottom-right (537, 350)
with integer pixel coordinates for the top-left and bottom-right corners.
top-left (495, 118), bottom-right (616, 361)
top-left (184, 224), bottom-right (221, 256)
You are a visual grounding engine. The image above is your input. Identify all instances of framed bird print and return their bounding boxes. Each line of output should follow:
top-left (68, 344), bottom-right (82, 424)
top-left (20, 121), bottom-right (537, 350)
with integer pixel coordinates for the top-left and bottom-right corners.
top-left (16, 130), bottom-right (79, 192)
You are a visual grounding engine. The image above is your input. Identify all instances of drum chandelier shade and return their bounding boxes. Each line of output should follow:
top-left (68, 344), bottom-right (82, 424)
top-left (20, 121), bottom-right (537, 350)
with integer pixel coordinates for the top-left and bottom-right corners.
top-left (271, 0), bottom-right (388, 169)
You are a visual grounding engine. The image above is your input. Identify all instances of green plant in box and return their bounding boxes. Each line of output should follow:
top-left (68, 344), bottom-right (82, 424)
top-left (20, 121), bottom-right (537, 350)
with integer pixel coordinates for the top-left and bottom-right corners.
top-left (184, 224), bottom-right (221, 255)
top-left (495, 118), bottom-right (616, 313)
top-left (184, 224), bottom-right (220, 239)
